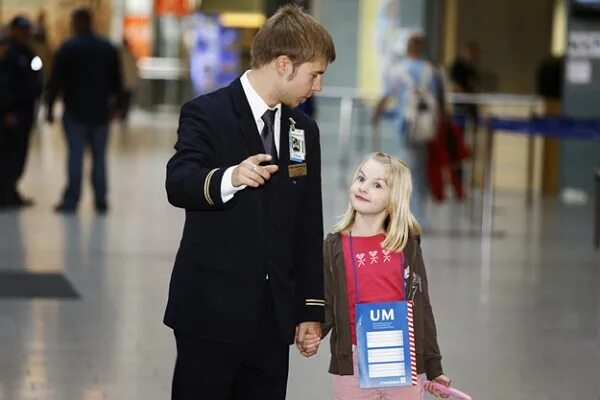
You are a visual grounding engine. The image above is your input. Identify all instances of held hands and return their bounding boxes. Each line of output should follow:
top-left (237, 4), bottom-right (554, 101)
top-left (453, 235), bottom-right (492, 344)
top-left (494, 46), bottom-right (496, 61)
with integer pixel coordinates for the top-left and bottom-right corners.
top-left (232, 154), bottom-right (279, 188)
top-left (294, 321), bottom-right (321, 358)
top-left (424, 374), bottom-right (452, 398)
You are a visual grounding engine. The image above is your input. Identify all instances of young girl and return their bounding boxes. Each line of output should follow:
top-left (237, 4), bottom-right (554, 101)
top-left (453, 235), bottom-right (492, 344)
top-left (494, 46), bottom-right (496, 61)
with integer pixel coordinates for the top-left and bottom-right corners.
top-left (319, 152), bottom-right (451, 399)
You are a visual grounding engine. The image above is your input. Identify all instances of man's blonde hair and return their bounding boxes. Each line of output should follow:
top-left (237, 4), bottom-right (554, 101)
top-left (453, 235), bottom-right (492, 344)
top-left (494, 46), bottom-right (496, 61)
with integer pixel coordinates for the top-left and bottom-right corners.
top-left (251, 4), bottom-right (336, 69)
top-left (334, 152), bottom-right (421, 252)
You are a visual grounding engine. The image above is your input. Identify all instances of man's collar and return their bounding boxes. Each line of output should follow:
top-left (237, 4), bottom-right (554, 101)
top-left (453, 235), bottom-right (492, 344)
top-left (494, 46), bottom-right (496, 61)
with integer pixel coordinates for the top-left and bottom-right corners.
top-left (240, 70), bottom-right (280, 122)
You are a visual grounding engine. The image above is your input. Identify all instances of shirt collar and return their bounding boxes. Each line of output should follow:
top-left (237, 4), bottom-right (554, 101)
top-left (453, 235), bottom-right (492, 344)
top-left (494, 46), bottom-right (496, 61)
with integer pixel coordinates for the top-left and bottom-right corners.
top-left (240, 70), bottom-right (280, 124)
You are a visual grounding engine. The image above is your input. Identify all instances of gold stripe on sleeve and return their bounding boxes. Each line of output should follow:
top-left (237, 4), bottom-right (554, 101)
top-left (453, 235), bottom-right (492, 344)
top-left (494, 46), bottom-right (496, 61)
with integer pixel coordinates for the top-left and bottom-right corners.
top-left (305, 299), bottom-right (325, 304)
top-left (204, 168), bottom-right (218, 206)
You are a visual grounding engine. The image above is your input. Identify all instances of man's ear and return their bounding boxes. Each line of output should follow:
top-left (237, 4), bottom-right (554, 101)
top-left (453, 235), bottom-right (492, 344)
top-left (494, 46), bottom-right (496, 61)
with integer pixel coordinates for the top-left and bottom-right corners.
top-left (274, 55), bottom-right (292, 76)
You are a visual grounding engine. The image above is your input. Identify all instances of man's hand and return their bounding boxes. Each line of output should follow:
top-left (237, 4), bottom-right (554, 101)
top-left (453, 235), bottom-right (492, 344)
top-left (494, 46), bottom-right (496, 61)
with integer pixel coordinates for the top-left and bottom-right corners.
top-left (295, 321), bottom-right (322, 358)
top-left (231, 154), bottom-right (279, 188)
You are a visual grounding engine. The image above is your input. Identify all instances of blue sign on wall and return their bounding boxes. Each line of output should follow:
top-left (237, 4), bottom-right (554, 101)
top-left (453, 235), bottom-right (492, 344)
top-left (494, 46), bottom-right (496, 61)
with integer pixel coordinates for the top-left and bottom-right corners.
top-left (189, 13), bottom-right (239, 95)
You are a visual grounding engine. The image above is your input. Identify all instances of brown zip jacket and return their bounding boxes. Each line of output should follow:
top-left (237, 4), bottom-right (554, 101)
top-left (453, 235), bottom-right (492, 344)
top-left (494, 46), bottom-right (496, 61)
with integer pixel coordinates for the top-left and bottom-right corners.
top-left (321, 232), bottom-right (444, 379)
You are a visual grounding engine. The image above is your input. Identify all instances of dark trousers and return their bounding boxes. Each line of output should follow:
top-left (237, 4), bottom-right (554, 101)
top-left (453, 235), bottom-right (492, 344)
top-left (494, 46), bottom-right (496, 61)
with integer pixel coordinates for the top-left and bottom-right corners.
top-left (13, 108), bottom-right (34, 185)
top-left (122, 90), bottom-right (133, 121)
top-left (0, 123), bottom-right (13, 204)
top-left (60, 113), bottom-right (110, 208)
top-left (172, 285), bottom-right (290, 400)
top-left (1, 107), bottom-right (35, 202)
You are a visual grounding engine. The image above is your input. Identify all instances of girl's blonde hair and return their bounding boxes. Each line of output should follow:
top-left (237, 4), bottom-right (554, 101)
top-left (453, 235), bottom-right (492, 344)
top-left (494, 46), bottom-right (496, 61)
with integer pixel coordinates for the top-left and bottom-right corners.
top-left (333, 152), bottom-right (421, 252)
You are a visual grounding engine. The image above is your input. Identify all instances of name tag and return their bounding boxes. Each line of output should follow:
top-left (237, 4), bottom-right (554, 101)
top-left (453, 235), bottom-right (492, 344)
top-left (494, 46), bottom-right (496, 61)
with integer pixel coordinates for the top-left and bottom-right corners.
top-left (289, 127), bottom-right (306, 162)
top-left (288, 163), bottom-right (307, 178)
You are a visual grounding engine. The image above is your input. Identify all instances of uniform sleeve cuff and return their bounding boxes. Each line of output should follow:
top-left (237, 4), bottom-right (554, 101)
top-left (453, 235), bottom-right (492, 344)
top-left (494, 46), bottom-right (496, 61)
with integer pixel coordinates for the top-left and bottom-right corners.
top-left (221, 166), bottom-right (246, 203)
top-left (425, 358), bottom-right (443, 380)
top-left (298, 299), bottom-right (325, 322)
top-left (203, 168), bottom-right (227, 207)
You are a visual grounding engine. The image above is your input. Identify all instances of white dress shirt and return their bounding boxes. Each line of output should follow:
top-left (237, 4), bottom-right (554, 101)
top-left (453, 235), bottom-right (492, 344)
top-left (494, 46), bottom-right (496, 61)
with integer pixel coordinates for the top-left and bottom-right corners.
top-left (220, 70), bottom-right (281, 202)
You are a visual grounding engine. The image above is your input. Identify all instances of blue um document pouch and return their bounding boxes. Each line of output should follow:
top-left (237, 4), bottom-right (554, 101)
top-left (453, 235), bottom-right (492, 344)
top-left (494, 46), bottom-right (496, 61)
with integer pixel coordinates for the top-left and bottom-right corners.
top-left (349, 233), bottom-right (417, 389)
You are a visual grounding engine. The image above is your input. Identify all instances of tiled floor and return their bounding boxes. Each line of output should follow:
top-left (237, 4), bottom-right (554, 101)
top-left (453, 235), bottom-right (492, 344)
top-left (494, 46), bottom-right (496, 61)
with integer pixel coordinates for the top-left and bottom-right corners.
top-left (0, 109), bottom-right (598, 400)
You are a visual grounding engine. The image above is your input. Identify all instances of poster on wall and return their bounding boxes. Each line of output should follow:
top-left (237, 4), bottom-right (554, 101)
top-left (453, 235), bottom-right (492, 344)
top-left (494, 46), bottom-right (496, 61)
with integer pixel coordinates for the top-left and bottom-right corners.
top-left (123, 15), bottom-right (152, 58)
top-left (188, 13), bottom-right (239, 95)
top-left (155, 0), bottom-right (188, 16)
top-left (566, 59), bottom-right (592, 84)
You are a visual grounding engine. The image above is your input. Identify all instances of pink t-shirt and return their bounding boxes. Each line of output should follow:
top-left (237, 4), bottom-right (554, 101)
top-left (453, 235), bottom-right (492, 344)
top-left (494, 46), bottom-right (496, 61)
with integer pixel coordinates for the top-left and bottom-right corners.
top-left (342, 233), bottom-right (405, 344)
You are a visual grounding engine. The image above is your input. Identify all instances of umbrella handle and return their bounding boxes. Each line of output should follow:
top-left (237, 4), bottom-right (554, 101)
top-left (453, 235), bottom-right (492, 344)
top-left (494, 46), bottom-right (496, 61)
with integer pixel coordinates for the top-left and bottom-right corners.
top-left (424, 381), bottom-right (472, 400)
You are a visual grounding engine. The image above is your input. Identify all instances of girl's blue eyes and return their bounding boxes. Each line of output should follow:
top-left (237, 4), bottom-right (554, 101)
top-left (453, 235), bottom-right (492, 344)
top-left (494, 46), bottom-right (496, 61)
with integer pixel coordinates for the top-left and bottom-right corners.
top-left (356, 176), bottom-right (383, 189)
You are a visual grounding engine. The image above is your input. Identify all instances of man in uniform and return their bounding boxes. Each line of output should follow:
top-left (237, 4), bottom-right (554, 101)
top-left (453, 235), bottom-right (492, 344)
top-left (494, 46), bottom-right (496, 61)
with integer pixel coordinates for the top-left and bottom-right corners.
top-left (164, 5), bottom-right (335, 400)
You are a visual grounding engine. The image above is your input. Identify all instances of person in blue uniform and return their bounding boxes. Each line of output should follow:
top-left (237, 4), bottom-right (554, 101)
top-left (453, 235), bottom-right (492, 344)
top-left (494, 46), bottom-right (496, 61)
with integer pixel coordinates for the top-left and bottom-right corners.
top-left (3, 16), bottom-right (42, 207)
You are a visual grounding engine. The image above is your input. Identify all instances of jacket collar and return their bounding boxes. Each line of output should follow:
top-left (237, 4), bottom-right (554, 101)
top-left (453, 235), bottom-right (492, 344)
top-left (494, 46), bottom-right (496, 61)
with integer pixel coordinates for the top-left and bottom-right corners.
top-left (230, 77), bottom-right (291, 170)
top-left (231, 78), bottom-right (266, 157)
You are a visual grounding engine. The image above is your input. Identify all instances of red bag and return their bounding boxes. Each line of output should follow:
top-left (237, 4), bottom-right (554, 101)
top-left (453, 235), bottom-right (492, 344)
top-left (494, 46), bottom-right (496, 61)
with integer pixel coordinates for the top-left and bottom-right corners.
top-left (427, 119), bottom-right (470, 202)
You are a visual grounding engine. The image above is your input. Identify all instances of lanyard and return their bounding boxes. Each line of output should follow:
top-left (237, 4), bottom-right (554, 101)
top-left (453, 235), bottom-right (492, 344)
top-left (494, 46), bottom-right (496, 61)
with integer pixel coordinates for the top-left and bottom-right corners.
top-left (348, 232), bottom-right (405, 305)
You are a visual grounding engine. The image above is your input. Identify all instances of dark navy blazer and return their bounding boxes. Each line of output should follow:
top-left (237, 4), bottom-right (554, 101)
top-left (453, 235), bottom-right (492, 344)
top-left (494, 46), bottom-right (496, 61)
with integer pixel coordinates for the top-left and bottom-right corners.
top-left (164, 78), bottom-right (325, 344)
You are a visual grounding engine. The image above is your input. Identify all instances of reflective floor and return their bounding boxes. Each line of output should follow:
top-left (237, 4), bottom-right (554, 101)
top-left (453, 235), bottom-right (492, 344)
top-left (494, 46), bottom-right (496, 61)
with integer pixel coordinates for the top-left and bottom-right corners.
top-left (0, 109), bottom-right (598, 400)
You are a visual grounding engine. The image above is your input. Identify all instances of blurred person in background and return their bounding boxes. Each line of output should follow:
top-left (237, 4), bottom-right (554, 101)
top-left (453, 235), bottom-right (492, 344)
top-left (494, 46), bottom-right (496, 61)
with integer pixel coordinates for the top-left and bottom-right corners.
top-left (296, 95), bottom-right (315, 118)
top-left (371, 33), bottom-right (442, 227)
top-left (119, 38), bottom-right (139, 124)
top-left (0, 33), bottom-right (19, 209)
top-left (536, 54), bottom-right (564, 100)
top-left (46, 7), bottom-right (123, 214)
top-left (3, 16), bottom-right (43, 208)
top-left (449, 42), bottom-right (481, 130)
top-left (32, 10), bottom-right (53, 88)
top-left (427, 63), bottom-right (469, 203)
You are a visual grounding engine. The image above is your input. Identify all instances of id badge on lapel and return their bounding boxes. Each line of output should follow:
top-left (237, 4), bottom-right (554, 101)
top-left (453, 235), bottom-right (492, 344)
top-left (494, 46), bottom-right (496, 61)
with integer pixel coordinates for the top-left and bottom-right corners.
top-left (355, 301), bottom-right (417, 389)
top-left (288, 117), bottom-right (307, 178)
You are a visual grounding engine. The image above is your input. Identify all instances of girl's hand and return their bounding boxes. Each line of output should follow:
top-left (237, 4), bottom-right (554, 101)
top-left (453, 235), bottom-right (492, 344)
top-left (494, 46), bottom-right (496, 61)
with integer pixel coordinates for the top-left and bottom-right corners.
top-left (424, 374), bottom-right (451, 398)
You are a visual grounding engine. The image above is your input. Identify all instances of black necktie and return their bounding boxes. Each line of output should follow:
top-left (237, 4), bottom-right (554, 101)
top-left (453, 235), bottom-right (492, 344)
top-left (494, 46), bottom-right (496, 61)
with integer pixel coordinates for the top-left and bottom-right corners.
top-left (260, 109), bottom-right (278, 163)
